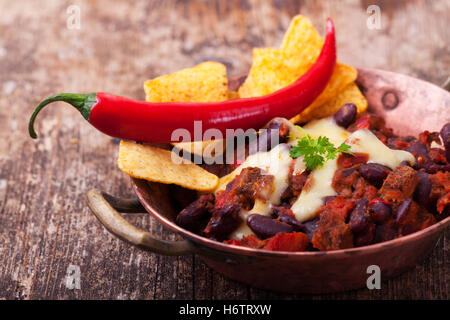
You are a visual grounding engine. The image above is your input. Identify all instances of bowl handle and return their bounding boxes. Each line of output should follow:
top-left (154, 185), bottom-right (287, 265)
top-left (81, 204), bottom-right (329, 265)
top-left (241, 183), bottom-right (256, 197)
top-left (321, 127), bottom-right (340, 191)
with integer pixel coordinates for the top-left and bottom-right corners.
top-left (86, 189), bottom-right (197, 256)
top-left (442, 76), bottom-right (450, 92)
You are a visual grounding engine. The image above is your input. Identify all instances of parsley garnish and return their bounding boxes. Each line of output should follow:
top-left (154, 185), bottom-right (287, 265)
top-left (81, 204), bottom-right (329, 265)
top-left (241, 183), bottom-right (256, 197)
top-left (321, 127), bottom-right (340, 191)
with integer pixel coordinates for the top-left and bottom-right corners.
top-left (289, 129), bottom-right (353, 170)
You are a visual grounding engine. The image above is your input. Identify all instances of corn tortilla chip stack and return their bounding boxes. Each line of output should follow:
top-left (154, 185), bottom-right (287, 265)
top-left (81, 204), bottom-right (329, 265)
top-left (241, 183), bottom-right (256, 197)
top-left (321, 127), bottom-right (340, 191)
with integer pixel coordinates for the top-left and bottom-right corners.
top-left (118, 141), bottom-right (219, 191)
top-left (292, 83), bottom-right (368, 124)
top-left (238, 15), bottom-right (367, 123)
top-left (145, 61), bottom-right (228, 157)
top-left (118, 62), bottom-right (228, 191)
top-left (144, 61), bottom-right (228, 102)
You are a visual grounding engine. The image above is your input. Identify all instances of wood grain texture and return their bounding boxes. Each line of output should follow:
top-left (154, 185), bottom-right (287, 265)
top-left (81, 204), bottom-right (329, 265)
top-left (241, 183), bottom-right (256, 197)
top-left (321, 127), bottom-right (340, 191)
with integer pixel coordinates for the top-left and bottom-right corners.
top-left (0, 0), bottom-right (448, 299)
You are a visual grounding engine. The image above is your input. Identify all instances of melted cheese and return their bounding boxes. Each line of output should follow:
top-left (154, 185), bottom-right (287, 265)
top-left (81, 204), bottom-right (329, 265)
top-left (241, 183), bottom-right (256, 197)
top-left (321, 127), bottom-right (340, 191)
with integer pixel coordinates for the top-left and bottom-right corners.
top-left (289, 117), bottom-right (350, 146)
top-left (347, 129), bottom-right (415, 169)
top-left (230, 223), bottom-right (253, 240)
top-left (217, 144), bottom-right (293, 239)
top-left (288, 118), bottom-right (349, 222)
top-left (290, 121), bottom-right (415, 222)
top-left (290, 158), bottom-right (338, 222)
top-left (220, 116), bottom-right (416, 235)
top-left (293, 156), bottom-right (306, 175)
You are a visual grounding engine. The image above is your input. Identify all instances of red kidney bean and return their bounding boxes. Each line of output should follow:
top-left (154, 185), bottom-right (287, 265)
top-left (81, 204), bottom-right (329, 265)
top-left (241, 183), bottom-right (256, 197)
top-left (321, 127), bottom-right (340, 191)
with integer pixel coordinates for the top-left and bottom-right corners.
top-left (204, 204), bottom-right (242, 241)
top-left (341, 167), bottom-right (357, 177)
top-left (406, 140), bottom-right (428, 156)
top-left (349, 198), bottom-right (370, 233)
top-left (277, 213), bottom-right (305, 231)
top-left (271, 205), bottom-right (304, 230)
top-left (333, 103), bottom-right (357, 128)
top-left (420, 162), bottom-right (450, 173)
top-left (359, 163), bottom-right (392, 188)
top-left (440, 123), bottom-right (450, 162)
top-left (400, 160), bottom-right (412, 167)
top-left (303, 218), bottom-right (319, 241)
top-left (354, 224), bottom-right (375, 247)
top-left (323, 196), bottom-right (338, 206)
top-left (406, 141), bottom-right (429, 169)
top-left (413, 171), bottom-right (432, 206)
top-left (374, 222), bottom-right (397, 243)
top-left (369, 199), bottom-right (392, 224)
top-left (248, 118), bottom-right (290, 154)
top-left (176, 194), bottom-right (215, 233)
top-left (395, 199), bottom-right (412, 223)
top-left (247, 214), bottom-right (295, 239)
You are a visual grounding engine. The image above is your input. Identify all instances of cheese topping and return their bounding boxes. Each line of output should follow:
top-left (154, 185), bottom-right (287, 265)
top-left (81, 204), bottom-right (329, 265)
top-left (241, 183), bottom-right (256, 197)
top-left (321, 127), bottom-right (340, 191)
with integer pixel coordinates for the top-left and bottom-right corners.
top-left (289, 117), bottom-right (350, 146)
top-left (218, 116), bottom-right (416, 235)
top-left (288, 118), bottom-right (348, 222)
top-left (290, 158), bottom-right (338, 222)
top-left (217, 144), bottom-right (293, 240)
top-left (346, 129), bottom-right (415, 169)
top-left (290, 119), bottom-right (415, 222)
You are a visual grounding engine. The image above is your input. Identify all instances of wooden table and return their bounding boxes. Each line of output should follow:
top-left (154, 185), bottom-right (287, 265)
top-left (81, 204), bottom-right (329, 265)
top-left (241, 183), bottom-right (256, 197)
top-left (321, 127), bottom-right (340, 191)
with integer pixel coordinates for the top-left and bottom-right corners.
top-left (0, 0), bottom-right (448, 299)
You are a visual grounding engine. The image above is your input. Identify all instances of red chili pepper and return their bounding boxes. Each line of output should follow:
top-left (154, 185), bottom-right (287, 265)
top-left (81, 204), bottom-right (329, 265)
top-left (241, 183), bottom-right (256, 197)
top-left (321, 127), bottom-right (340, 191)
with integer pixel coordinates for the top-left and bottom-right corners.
top-left (29, 19), bottom-right (336, 143)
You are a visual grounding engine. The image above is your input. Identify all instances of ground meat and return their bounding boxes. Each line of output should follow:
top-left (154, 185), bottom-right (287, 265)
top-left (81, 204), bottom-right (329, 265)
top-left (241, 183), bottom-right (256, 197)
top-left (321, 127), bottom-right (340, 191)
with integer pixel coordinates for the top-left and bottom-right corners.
top-left (332, 153), bottom-right (377, 201)
top-left (348, 113), bottom-right (394, 142)
top-left (332, 167), bottom-right (360, 198)
top-left (311, 197), bottom-right (355, 251)
top-left (379, 165), bottom-right (419, 203)
top-left (352, 177), bottom-right (378, 201)
top-left (395, 199), bottom-right (435, 236)
top-left (280, 162), bottom-right (310, 203)
top-left (429, 171), bottom-right (450, 214)
top-left (337, 153), bottom-right (369, 169)
top-left (388, 131), bottom-right (450, 173)
top-left (238, 235), bottom-right (266, 249)
top-left (215, 167), bottom-right (274, 210)
top-left (374, 219), bottom-right (398, 243)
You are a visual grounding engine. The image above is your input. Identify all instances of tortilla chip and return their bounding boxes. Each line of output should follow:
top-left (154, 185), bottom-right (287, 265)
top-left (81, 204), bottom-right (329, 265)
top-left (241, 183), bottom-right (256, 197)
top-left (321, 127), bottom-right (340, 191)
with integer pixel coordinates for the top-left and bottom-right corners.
top-left (144, 61), bottom-right (228, 157)
top-left (280, 15), bottom-right (325, 71)
top-left (118, 141), bottom-right (219, 191)
top-left (237, 48), bottom-right (289, 98)
top-left (227, 91), bottom-right (240, 100)
top-left (144, 61), bottom-right (228, 102)
top-left (290, 83), bottom-right (368, 124)
top-left (238, 15), bottom-right (357, 118)
top-left (173, 139), bottom-right (226, 159)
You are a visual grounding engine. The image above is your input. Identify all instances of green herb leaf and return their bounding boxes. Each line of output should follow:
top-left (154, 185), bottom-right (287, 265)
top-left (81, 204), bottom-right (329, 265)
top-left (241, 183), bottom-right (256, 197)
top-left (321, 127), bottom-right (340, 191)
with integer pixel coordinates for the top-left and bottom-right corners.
top-left (290, 134), bottom-right (353, 170)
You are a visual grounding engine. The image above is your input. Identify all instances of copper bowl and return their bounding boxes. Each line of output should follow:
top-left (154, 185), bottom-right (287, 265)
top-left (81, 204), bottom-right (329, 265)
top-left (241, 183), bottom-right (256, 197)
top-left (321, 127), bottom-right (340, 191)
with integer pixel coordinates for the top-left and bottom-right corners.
top-left (86, 68), bottom-right (450, 294)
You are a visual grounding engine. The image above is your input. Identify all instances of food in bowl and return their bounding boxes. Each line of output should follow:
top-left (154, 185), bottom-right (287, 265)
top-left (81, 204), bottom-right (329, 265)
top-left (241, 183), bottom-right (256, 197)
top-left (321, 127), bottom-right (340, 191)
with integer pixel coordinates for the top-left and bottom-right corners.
top-left (176, 107), bottom-right (450, 251)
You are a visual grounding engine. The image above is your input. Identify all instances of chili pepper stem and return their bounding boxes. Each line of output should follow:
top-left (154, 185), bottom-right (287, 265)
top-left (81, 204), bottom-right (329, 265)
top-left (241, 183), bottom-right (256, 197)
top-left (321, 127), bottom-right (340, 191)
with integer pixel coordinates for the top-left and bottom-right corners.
top-left (28, 93), bottom-right (97, 138)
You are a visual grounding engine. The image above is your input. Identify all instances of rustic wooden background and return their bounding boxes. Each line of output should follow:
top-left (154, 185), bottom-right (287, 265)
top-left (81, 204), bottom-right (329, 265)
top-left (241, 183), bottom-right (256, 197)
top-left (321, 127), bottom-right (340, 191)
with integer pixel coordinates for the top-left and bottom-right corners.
top-left (0, 0), bottom-right (448, 300)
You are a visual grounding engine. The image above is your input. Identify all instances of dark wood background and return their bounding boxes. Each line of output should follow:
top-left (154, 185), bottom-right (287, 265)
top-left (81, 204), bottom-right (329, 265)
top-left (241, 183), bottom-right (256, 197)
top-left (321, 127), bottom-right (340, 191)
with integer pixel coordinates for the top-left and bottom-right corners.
top-left (0, 0), bottom-right (448, 299)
